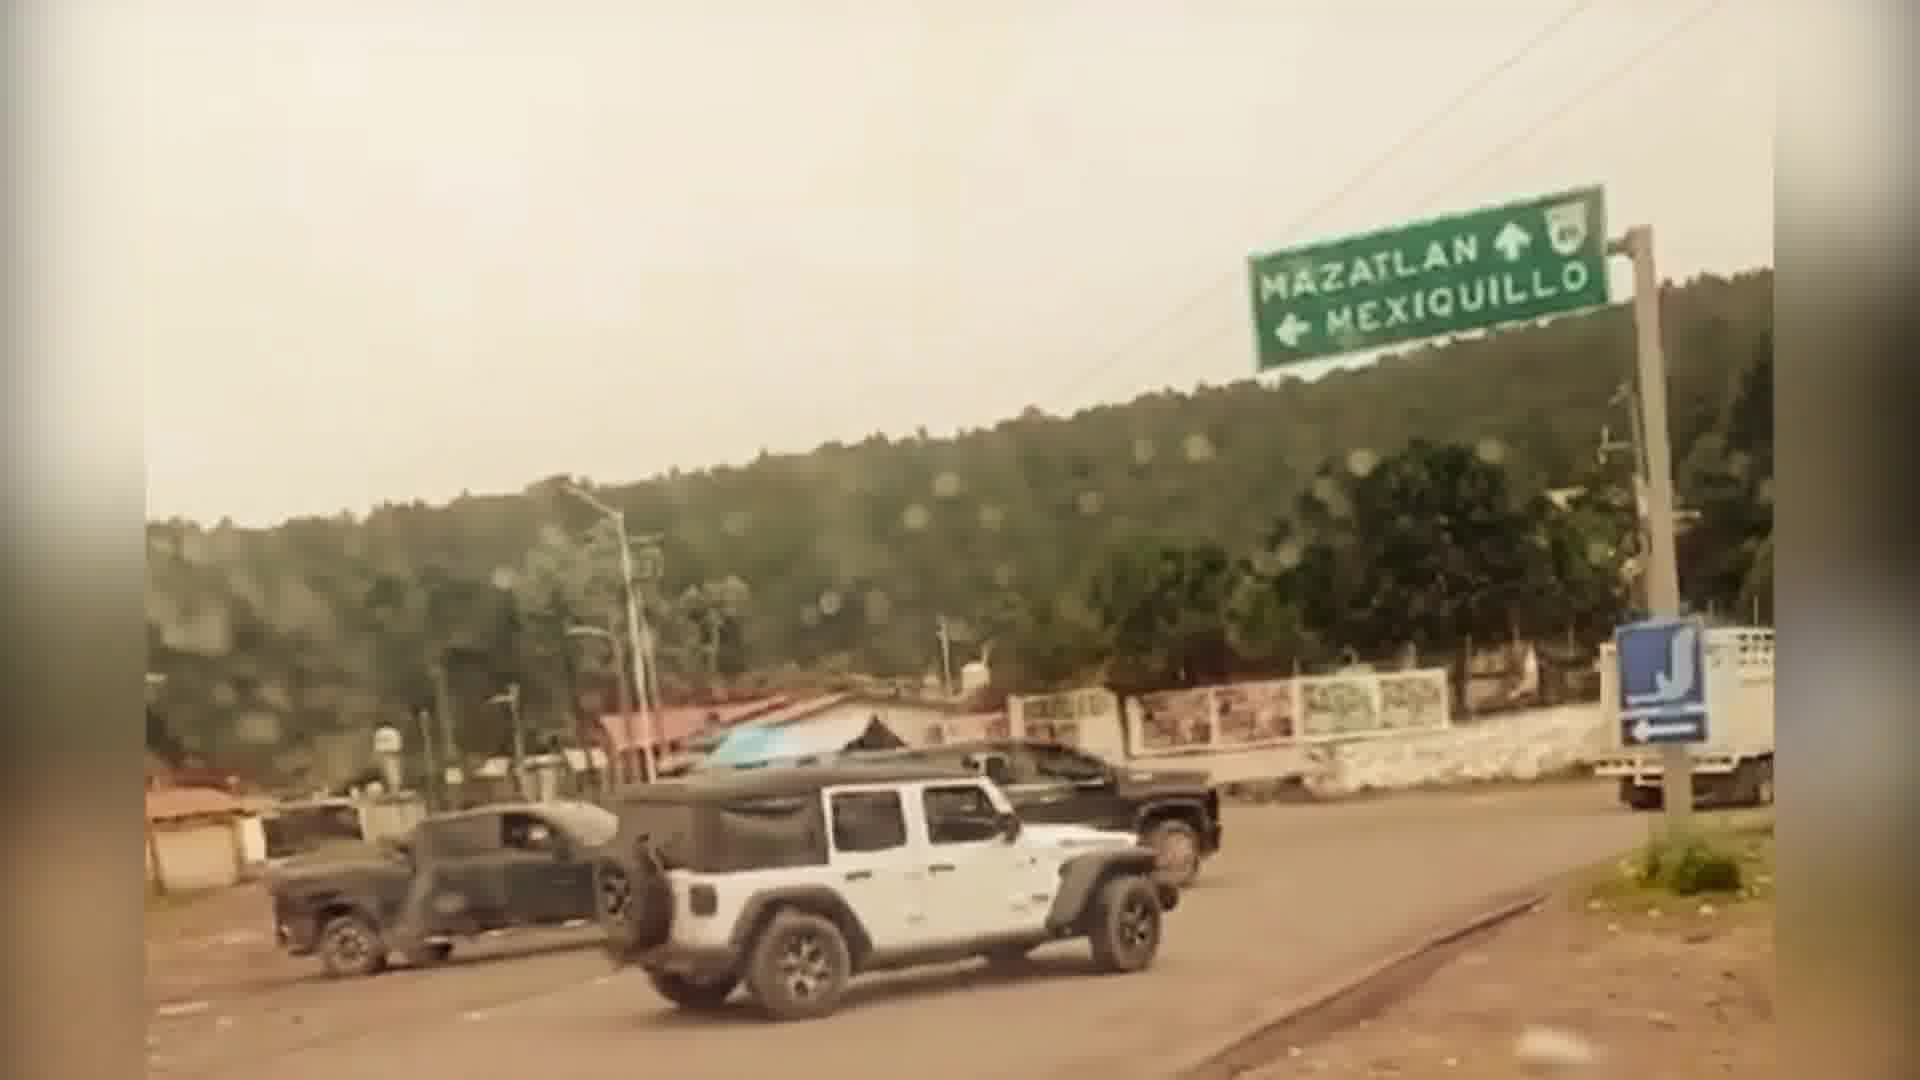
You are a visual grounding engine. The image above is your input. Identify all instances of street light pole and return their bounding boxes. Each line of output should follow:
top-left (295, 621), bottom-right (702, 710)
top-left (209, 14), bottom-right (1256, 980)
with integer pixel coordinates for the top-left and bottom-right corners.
top-left (935, 615), bottom-right (955, 697)
top-left (566, 623), bottom-right (633, 786)
top-left (564, 485), bottom-right (660, 783)
top-left (486, 684), bottom-right (525, 798)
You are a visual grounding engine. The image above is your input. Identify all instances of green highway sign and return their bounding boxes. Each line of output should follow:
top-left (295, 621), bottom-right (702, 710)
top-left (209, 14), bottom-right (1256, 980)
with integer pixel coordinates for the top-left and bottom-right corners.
top-left (1248, 186), bottom-right (1609, 369)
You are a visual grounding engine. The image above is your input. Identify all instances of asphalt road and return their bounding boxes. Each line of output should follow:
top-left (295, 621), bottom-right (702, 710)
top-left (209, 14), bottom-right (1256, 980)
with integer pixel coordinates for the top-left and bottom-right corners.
top-left (147, 781), bottom-right (1647, 1080)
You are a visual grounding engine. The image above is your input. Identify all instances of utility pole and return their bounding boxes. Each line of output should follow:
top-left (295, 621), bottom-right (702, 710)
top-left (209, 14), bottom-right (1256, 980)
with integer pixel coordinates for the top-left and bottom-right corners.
top-left (488, 683), bottom-right (525, 798)
top-left (935, 615), bottom-right (955, 697)
top-left (564, 486), bottom-right (662, 784)
top-left (414, 705), bottom-right (439, 811)
top-left (1600, 396), bottom-right (1653, 612)
top-left (567, 622), bottom-right (634, 787)
top-left (1613, 224), bottom-right (1691, 831)
top-left (429, 656), bottom-right (462, 807)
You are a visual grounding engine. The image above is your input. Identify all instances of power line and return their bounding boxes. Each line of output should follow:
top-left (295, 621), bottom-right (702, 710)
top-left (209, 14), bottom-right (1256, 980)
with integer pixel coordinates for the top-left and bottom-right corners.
top-left (1409, 0), bottom-right (1729, 214)
top-left (1108, 0), bottom-right (1733, 391)
top-left (1040, 0), bottom-right (1598, 408)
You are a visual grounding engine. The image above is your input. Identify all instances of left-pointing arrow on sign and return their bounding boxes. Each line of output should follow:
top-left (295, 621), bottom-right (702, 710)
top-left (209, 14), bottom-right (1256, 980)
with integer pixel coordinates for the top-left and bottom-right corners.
top-left (1630, 718), bottom-right (1698, 742)
top-left (1274, 313), bottom-right (1312, 348)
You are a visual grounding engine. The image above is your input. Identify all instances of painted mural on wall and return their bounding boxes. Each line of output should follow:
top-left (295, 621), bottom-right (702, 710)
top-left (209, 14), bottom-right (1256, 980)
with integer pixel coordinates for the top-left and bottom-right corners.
top-left (1375, 671), bottom-right (1450, 733)
top-left (1296, 676), bottom-right (1381, 738)
top-left (1213, 679), bottom-right (1295, 745)
top-left (1020, 669), bottom-right (1450, 761)
top-left (1010, 687), bottom-right (1115, 747)
top-left (1134, 688), bottom-right (1213, 752)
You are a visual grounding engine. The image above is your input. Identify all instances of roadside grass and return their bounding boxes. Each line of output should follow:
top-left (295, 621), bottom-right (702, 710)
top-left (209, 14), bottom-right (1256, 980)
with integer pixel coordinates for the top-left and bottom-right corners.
top-left (1578, 809), bottom-right (1774, 917)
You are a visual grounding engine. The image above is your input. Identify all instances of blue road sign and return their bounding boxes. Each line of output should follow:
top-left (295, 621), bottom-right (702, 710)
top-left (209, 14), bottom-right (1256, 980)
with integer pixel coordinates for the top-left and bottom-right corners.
top-left (1616, 617), bottom-right (1709, 746)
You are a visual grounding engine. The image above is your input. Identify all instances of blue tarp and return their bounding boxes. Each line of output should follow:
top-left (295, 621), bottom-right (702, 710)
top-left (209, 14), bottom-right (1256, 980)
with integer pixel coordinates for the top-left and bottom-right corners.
top-left (699, 712), bottom-right (892, 770)
top-left (702, 724), bottom-right (790, 768)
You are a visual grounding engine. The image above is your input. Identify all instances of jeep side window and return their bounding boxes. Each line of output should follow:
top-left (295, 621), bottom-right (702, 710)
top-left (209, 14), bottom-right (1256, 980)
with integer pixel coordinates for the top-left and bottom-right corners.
top-left (922, 784), bottom-right (1002, 845)
top-left (828, 791), bottom-right (908, 854)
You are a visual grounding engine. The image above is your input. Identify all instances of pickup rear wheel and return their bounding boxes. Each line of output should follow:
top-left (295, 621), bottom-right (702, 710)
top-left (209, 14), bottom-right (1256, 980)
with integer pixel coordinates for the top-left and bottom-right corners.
top-left (318, 913), bottom-right (388, 978)
top-left (648, 971), bottom-right (739, 1011)
top-left (745, 911), bottom-right (851, 1022)
top-left (1087, 875), bottom-right (1162, 974)
top-left (1143, 819), bottom-right (1203, 888)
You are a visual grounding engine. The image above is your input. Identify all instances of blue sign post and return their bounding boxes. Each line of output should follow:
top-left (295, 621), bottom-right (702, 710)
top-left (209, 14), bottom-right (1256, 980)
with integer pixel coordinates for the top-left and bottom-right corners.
top-left (1616, 617), bottom-right (1708, 746)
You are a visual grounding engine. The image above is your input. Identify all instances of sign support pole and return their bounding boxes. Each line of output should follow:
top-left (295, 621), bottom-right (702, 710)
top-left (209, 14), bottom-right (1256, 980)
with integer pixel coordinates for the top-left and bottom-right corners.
top-left (1612, 224), bottom-right (1691, 831)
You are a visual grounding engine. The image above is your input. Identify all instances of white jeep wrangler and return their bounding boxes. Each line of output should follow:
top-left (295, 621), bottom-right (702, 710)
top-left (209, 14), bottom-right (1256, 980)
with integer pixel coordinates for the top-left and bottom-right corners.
top-left (595, 762), bottom-right (1177, 1021)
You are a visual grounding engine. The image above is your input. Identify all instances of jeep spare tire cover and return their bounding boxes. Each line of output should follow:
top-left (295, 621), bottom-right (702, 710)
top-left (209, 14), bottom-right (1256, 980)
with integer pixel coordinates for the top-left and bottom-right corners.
top-left (597, 843), bottom-right (672, 959)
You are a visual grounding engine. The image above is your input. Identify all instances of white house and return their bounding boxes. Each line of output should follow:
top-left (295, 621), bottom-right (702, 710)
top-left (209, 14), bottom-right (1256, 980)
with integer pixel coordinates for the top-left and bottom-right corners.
top-left (146, 786), bottom-right (257, 894)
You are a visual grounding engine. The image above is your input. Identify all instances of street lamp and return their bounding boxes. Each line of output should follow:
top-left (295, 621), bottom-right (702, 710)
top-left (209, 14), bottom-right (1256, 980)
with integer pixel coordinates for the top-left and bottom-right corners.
top-left (485, 683), bottom-right (525, 798)
top-left (567, 623), bottom-right (638, 785)
top-left (562, 484), bottom-right (661, 783)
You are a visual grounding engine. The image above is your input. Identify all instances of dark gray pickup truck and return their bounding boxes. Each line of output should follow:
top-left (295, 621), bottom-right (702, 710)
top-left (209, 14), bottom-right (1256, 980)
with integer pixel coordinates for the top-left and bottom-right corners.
top-left (267, 800), bottom-right (616, 976)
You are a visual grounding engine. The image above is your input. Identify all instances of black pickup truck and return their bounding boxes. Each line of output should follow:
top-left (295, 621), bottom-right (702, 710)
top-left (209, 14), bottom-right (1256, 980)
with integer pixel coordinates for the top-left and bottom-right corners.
top-left (266, 800), bottom-right (617, 976)
top-left (860, 739), bottom-right (1222, 886)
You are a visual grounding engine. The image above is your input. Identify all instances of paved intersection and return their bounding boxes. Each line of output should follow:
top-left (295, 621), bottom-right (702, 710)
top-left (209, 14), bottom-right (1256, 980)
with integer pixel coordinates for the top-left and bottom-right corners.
top-left (149, 782), bottom-right (1644, 1080)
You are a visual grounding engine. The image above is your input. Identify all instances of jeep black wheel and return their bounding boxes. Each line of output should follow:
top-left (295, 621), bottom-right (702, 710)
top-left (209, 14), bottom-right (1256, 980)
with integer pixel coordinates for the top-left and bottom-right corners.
top-left (1088, 875), bottom-right (1162, 974)
top-left (647, 970), bottom-right (738, 1011)
top-left (318, 913), bottom-right (388, 978)
top-left (745, 911), bottom-right (851, 1021)
top-left (1143, 819), bottom-right (1203, 888)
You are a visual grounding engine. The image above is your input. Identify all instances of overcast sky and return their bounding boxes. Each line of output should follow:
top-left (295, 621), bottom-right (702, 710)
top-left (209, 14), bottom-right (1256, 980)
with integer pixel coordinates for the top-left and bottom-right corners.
top-left (98, 0), bottom-right (1772, 526)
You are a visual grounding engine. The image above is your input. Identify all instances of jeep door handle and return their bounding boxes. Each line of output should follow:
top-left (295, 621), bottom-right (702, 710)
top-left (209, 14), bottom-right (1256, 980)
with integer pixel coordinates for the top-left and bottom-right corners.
top-left (928, 863), bottom-right (955, 874)
top-left (844, 870), bottom-right (872, 881)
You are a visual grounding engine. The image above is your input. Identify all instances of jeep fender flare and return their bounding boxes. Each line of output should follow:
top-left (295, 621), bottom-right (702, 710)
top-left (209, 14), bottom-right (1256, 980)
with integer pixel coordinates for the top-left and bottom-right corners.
top-left (1045, 848), bottom-right (1160, 932)
top-left (729, 886), bottom-right (876, 966)
top-left (1133, 798), bottom-right (1210, 836)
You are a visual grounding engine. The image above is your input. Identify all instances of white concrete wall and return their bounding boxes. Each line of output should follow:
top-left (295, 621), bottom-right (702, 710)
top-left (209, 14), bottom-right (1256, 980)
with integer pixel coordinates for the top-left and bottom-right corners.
top-left (236, 815), bottom-right (268, 866)
top-left (1305, 704), bottom-right (1609, 797)
top-left (358, 794), bottom-right (428, 845)
top-left (152, 823), bottom-right (241, 893)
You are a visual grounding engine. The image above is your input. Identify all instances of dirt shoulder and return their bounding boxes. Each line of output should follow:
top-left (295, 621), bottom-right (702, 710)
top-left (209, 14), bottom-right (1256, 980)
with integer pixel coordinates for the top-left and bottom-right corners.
top-left (1246, 818), bottom-right (1775, 1078)
top-left (146, 881), bottom-right (303, 1007)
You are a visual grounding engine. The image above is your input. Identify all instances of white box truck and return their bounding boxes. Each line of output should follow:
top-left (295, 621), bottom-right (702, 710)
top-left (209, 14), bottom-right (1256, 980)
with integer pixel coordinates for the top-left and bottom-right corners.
top-left (1589, 625), bottom-right (1774, 810)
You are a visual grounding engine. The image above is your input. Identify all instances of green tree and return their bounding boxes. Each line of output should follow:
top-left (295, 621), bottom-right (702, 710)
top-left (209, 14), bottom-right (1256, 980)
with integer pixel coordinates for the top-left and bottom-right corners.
top-left (1082, 541), bottom-right (1237, 693)
top-left (1282, 440), bottom-right (1551, 672)
top-left (141, 269), bottom-right (1774, 785)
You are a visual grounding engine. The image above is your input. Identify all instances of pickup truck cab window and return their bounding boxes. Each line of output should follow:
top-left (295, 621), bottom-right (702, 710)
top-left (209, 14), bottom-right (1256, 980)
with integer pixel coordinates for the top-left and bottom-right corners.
top-left (1029, 744), bottom-right (1107, 783)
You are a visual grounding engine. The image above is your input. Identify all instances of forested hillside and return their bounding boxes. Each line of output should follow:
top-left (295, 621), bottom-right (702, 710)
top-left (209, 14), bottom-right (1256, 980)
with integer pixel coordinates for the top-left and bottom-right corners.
top-left (147, 269), bottom-right (1772, 787)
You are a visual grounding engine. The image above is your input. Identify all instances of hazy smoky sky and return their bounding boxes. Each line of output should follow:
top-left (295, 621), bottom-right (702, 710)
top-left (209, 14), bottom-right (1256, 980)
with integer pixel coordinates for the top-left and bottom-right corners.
top-left (84, 0), bottom-right (1773, 525)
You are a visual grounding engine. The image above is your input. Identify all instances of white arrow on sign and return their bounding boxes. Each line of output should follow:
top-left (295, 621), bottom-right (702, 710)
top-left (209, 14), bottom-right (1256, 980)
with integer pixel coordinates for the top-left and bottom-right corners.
top-left (1630, 718), bottom-right (1700, 743)
top-left (1494, 221), bottom-right (1532, 262)
top-left (1273, 312), bottom-right (1312, 348)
